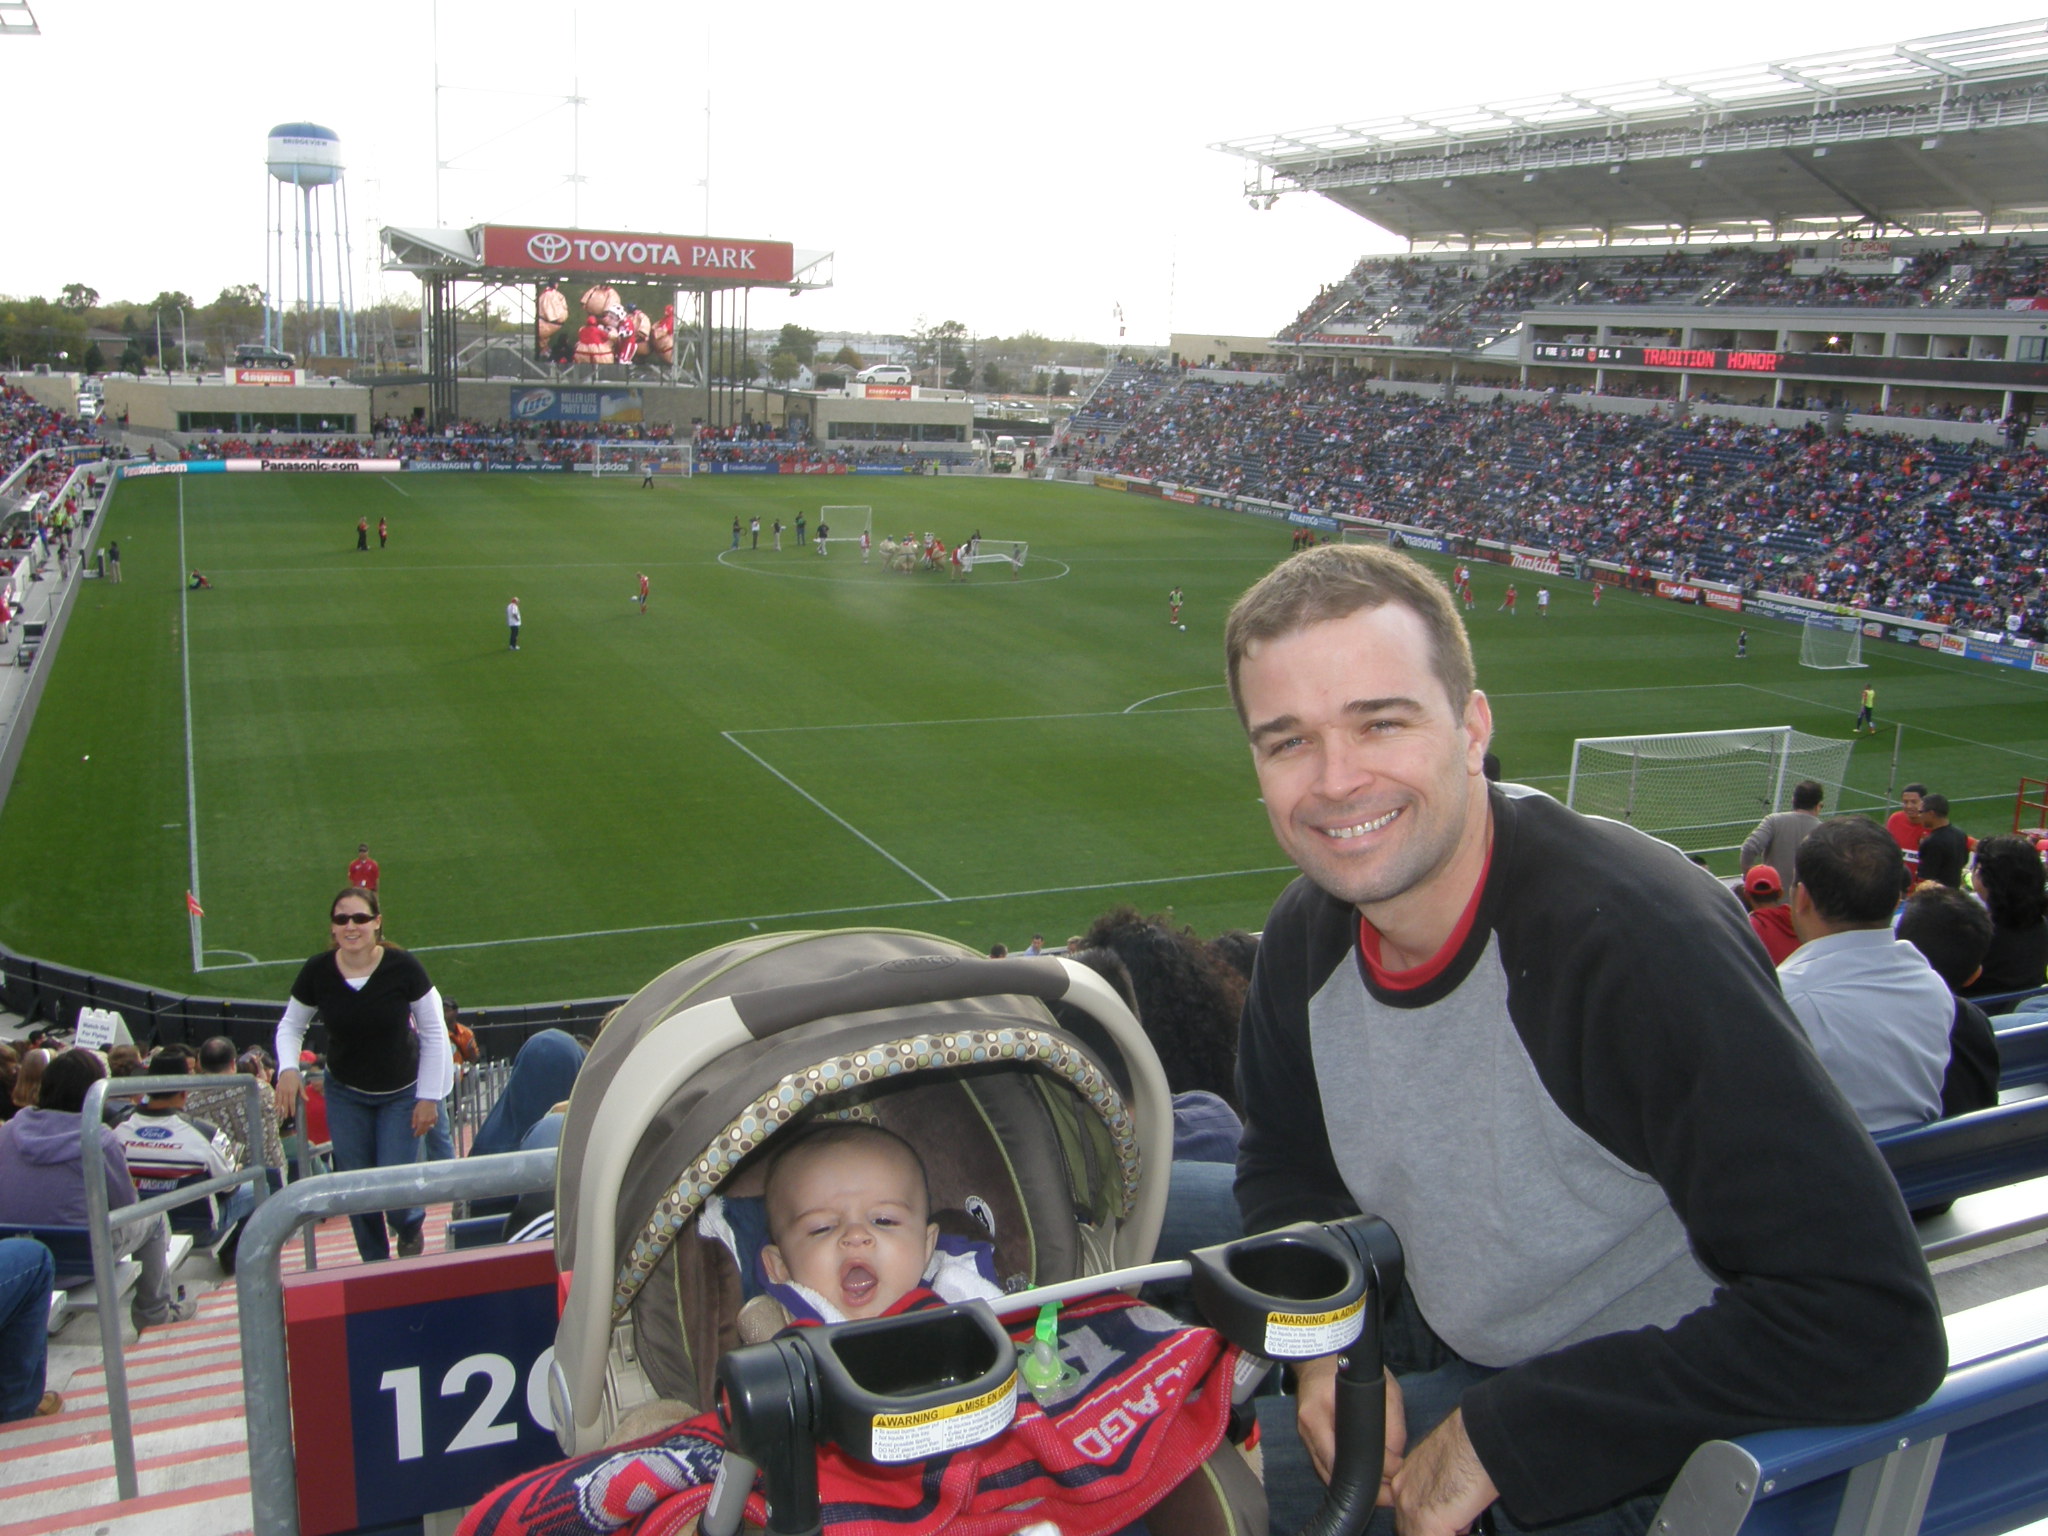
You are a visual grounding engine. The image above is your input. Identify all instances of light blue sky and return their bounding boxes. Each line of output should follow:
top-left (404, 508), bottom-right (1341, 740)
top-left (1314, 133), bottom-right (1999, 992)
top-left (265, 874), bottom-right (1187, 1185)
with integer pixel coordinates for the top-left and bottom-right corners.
top-left (6, 1), bottom-right (2041, 345)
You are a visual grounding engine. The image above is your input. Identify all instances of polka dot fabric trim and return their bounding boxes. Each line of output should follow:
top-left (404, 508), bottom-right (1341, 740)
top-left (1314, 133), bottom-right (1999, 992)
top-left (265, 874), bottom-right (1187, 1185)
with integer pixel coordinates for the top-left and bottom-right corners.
top-left (610, 1027), bottom-right (1138, 1318)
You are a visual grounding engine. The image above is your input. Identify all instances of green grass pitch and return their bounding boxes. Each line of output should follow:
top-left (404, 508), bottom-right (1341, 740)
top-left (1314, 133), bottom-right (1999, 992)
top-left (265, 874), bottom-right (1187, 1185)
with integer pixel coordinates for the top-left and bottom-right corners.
top-left (5, 469), bottom-right (2047, 1006)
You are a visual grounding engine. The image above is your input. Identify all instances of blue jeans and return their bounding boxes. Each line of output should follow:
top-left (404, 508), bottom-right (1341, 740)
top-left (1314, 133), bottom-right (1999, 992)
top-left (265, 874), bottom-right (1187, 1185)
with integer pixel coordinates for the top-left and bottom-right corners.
top-left (0, 1238), bottom-right (53, 1421)
top-left (424, 1099), bottom-right (455, 1163)
top-left (1257, 1355), bottom-right (1660, 1536)
top-left (324, 1078), bottom-right (425, 1262)
top-left (1156, 1160), bottom-right (1243, 1262)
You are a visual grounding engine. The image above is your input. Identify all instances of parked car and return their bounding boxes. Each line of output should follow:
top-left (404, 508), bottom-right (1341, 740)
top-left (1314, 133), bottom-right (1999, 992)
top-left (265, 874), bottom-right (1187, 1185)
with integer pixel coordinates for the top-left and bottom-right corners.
top-left (855, 363), bottom-right (912, 384)
top-left (235, 344), bottom-right (295, 367)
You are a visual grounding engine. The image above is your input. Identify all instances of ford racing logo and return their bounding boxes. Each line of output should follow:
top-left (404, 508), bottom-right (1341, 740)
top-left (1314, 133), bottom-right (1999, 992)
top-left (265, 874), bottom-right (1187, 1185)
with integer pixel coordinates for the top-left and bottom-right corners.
top-left (526, 231), bottom-right (572, 264)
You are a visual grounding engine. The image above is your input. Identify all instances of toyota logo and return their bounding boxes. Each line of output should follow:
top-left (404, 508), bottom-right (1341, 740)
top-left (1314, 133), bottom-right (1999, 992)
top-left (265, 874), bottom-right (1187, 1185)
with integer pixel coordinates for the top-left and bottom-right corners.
top-left (527, 231), bottom-right (571, 264)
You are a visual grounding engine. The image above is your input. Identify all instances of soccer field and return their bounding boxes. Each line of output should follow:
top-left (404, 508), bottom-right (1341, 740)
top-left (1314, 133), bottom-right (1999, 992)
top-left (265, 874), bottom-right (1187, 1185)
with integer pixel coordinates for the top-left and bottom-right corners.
top-left (6, 469), bottom-right (2048, 1006)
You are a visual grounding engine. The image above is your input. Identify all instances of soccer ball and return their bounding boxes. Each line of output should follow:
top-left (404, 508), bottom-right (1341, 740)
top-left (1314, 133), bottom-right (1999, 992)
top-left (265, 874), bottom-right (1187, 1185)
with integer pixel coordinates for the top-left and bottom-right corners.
top-left (1178, 623), bottom-right (1187, 631)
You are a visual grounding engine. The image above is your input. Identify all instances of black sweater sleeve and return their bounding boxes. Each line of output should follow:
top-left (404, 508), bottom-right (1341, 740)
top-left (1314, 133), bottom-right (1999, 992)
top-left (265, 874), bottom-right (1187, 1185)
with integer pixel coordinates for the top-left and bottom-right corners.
top-left (1460, 795), bottom-right (1946, 1524)
top-left (1233, 876), bottom-right (1360, 1234)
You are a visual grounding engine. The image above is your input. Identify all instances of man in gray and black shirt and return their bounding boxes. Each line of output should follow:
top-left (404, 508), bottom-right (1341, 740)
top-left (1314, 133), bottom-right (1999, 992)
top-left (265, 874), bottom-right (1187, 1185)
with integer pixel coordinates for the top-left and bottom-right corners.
top-left (1224, 544), bottom-right (1942, 1536)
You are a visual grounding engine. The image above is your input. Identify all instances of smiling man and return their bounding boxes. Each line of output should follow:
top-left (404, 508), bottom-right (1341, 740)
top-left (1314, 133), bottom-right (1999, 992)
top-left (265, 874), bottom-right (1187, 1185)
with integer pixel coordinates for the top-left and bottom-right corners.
top-left (1224, 544), bottom-right (1942, 1536)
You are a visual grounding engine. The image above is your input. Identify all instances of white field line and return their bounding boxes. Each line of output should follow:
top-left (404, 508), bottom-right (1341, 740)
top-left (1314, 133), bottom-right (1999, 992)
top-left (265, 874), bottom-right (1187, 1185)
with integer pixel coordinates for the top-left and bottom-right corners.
top-left (178, 478), bottom-right (203, 972)
top-left (193, 862), bottom-right (1300, 971)
top-left (382, 478), bottom-right (412, 498)
top-left (1734, 682), bottom-right (2048, 765)
top-left (720, 731), bottom-right (948, 899)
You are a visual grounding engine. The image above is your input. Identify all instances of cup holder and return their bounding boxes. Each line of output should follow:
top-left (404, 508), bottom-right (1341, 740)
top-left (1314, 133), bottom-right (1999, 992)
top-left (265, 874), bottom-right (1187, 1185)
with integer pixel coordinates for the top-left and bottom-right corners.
top-left (1188, 1222), bottom-right (1371, 1360)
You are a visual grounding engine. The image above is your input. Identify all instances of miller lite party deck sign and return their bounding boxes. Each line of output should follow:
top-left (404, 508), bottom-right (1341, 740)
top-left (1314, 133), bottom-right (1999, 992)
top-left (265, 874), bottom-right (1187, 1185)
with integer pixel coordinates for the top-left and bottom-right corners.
top-left (482, 225), bottom-right (794, 284)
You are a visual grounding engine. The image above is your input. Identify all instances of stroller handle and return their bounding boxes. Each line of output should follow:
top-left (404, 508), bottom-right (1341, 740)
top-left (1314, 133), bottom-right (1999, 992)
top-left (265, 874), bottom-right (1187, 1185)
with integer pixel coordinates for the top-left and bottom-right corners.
top-left (730, 954), bottom-right (1073, 1038)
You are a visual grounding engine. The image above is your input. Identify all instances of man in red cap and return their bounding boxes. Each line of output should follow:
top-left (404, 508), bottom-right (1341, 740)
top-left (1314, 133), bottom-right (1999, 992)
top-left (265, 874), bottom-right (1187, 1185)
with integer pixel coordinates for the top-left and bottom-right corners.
top-left (1742, 865), bottom-right (1799, 964)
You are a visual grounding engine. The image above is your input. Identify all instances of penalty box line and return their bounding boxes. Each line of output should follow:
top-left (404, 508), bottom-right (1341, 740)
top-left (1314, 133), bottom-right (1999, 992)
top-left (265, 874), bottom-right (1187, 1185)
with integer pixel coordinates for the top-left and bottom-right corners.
top-left (192, 863), bottom-right (1300, 971)
top-left (720, 731), bottom-right (948, 900)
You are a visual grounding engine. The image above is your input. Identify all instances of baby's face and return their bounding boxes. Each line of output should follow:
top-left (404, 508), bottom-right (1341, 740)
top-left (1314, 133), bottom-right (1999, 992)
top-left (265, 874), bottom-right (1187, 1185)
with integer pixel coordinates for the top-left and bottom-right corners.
top-left (762, 1142), bottom-right (938, 1319)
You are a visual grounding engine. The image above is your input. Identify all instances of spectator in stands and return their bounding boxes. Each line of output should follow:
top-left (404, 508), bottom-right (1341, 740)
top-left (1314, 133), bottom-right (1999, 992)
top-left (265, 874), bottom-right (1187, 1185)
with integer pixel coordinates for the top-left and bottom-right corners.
top-left (1080, 906), bottom-right (1243, 1119)
top-left (185, 1036), bottom-right (285, 1186)
top-left (1887, 784), bottom-right (1929, 863)
top-left (0, 1044), bottom-right (17, 1123)
top-left (1741, 865), bottom-right (1801, 964)
top-left (1778, 818), bottom-right (1953, 1132)
top-left (1226, 545), bottom-right (1941, 1536)
top-left (0, 1236), bottom-right (59, 1421)
top-left (0, 1049), bottom-right (196, 1330)
top-left (115, 1046), bottom-right (254, 1262)
top-left (1741, 779), bottom-right (1826, 890)
top-left (10, 1049), bottom-right (48, 1118)
top-left (1894, 886), bottom-right (2001, 1119)
top-left (1963, 835), bottom-right (2048, 997)
top-left (1915, 795), bottom-right (1971, 888)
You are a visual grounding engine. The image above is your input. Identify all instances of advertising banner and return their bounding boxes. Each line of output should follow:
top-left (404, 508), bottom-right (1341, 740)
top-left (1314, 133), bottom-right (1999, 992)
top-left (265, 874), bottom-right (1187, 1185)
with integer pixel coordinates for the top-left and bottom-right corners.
top-left (1704, 590), bottom-right (1743, 612)
top-left (1125, 479), bottom-right (1164, 498)
top-left (1963, 638), bottom-right (2037, 670)
top-left (1657, 580), bottom-right (1701, 603)
top-left (1387, 530), bottom-right (1448, 554)
top-left (851, 466), bottom-right (907, 475)
top-left (699, 463), bottom-right (774, 475)
top-left (115, 463), bottom-right (191, 479)
top-left (1512, 552), bottom-right (1562, 575)
top-left (509, 388), bottom-right (643, 424)
top-left (1288, 511), bottom-right (1340, 531)
top-left (482, 226), bottom-right (795, 284)
top-left (232, 367), bottom-right (300, 386)
top-left (2033, 651), bottom-right (2048, 672)
top-left (224, 459), bottom-right (404, 473)
top-left (1940, 635), bottom-right (1968, 656)
top-left (861, 384), bottom-right (912, 400)
top-left (1167, 490), bottom-right (1199, 504)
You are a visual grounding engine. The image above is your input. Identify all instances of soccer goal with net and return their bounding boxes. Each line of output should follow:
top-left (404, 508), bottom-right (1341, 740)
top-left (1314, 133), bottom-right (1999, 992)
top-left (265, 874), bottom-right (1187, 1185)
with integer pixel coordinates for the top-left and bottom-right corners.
top-left (591, 441), bottom-right (692, 478)
top-left (964, 539), bottom-right (1028, 575)
top-left (817, 505), bottom-right (872, 549)
top-left (1799, 613), bottom-right (1867, 669)
top-left (1564, 726), bottom-right (1856, 854)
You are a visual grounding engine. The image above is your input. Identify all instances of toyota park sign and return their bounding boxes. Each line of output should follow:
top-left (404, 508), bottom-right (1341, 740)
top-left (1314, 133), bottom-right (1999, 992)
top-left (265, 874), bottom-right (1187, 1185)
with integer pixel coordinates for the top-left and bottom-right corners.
top-left (480, 225), bottom-right (794, 284)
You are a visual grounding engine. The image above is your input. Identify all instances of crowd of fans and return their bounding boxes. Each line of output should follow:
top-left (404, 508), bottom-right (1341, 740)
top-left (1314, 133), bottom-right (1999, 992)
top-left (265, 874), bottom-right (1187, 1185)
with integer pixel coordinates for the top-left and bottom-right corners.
top-left (1090, 375), bottom-right (2048, 637)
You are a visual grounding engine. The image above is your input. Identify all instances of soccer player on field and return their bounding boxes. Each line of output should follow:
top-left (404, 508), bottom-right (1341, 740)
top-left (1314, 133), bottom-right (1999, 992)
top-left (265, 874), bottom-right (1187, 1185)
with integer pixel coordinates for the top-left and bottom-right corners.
top-left (860, 529), bottom-right (871, 562)
top-left (1500, 582), bottom-right (1518, 615)
top-left (638, 573), bottom-right (650, 613)
top-left (951, 541), bottom-right (968, 579)
top-left (817, 521), bottom-right (830, 555)
top-left (1592, 580), bottom-right (1603, 608)
top-left (1537, 587), bottom-right (1550, 617)
top-left (1169, 586), bottom-right (1184, 625)
top-left (1737, 628), bottom-right (1748, 659)
top-left (641, 460), bottom-right (655, 489)
top-left (1856, 684), bottom-right (1877, 734)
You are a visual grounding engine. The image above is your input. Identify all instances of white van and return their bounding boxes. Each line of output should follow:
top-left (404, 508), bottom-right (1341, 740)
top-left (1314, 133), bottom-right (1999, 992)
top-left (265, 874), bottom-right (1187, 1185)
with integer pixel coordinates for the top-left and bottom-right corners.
top-left (76, 395), bottom-right (101, 422)
top-left (855, 363), bottom-right (913, 384)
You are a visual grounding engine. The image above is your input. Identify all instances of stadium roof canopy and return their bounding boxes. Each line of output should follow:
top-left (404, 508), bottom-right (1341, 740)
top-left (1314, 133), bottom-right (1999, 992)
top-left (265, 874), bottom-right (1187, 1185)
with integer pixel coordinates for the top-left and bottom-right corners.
top-left (1214, 19), bottom-right (2048, 247)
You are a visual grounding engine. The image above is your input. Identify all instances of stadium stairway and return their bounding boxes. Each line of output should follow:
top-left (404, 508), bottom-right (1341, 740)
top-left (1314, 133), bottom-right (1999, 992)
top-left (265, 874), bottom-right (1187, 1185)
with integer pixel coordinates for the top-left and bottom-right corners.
top-left (0, 1207), bottom-right (453, 1536)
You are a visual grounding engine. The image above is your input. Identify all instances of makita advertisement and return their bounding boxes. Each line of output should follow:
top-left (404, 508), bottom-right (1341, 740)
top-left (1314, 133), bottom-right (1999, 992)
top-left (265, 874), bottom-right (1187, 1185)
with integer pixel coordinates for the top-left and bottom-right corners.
top-left (1512, 552), bottom-right (1562, 575)
top-left (481, 225), bottom-right (795, 284)
top-left (509, 388), bottom-right (643, 424)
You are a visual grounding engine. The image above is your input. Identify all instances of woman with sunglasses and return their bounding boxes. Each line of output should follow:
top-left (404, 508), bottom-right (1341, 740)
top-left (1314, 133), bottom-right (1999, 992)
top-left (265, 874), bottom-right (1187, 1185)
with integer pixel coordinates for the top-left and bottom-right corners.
top-left (271, 887), bottom-right (452, 1261)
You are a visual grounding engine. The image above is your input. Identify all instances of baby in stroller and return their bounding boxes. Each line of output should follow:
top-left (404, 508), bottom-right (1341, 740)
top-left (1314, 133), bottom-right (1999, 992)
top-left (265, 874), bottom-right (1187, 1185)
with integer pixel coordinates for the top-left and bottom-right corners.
top-left (460, 930), bottom-right (1392, 1536)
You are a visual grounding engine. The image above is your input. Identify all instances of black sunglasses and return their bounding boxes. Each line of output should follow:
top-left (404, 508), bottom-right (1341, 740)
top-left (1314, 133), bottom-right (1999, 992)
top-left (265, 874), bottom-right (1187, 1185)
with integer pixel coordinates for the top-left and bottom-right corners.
top-left (331, 912), bottom-right (379, 926)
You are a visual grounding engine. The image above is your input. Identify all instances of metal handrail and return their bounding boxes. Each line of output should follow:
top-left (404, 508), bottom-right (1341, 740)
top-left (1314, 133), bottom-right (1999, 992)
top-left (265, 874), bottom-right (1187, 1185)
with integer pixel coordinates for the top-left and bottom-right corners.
top-left (238, 1149), bottom-right (558, 1536)
top-left (79, 1072), bottom-right (277, 1500)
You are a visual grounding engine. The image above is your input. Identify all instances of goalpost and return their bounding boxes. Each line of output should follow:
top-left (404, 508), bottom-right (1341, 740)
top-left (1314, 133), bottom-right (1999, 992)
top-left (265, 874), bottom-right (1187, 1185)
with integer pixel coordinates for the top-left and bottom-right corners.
top-left (963, 538), bottom-right (1028, 576)
top-left (591, 441), bottom-right (693, 478)
top-left (1565, 726), bottom-right (1856, 855)
top-left (1800, 613), bottom-right (1867, 669)
top-left (817, 505), bottom-right (873, 550)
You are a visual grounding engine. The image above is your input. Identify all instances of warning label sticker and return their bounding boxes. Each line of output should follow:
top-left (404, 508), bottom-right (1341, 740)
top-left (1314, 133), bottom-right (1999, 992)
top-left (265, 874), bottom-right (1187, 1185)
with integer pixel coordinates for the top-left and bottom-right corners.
top-left (1264, 1297), bottom-right (1364, 1358)
top-left (870, 1373), bottom-right (1019, 1462)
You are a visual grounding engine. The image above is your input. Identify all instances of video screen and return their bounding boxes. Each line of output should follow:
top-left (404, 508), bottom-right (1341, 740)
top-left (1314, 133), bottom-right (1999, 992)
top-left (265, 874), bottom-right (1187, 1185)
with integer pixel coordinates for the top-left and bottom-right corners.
top-left (535, 280), bottom-right (681, 369)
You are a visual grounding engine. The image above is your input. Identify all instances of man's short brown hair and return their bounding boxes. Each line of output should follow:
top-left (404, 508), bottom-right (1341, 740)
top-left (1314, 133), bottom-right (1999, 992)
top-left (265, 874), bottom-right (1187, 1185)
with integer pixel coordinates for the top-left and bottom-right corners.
top-left (1224, 542), bottom-right (1476, 724)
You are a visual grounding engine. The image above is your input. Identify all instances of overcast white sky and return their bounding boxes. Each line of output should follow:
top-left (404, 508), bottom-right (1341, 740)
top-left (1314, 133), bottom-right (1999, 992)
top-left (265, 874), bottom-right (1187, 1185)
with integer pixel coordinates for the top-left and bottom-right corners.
top-left (6, 1), bottom-right (2044, 346)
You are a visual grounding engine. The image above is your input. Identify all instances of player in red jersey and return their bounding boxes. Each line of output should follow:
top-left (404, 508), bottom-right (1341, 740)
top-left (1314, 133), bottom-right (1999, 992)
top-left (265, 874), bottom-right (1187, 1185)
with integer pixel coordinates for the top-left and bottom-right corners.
top-left (1499, 583), bottom-right (1518, 615)
top-left (638, 572), bottom-right (650, 613)
top-left (347, 845), bottom-right (379, 892)
top-left (1592, 580), bottom-right (1604, 608)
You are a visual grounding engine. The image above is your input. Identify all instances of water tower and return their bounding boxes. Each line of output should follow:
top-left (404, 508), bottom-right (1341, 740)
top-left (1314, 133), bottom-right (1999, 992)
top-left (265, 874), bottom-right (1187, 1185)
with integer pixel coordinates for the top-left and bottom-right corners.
top-left (265, 122), bottom-right (356, 358)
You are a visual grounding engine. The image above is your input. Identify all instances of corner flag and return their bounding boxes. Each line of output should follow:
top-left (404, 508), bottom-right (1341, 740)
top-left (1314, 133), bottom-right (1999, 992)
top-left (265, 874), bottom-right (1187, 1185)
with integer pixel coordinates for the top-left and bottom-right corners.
top-left (185, 891), bottom-right (204, 917)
